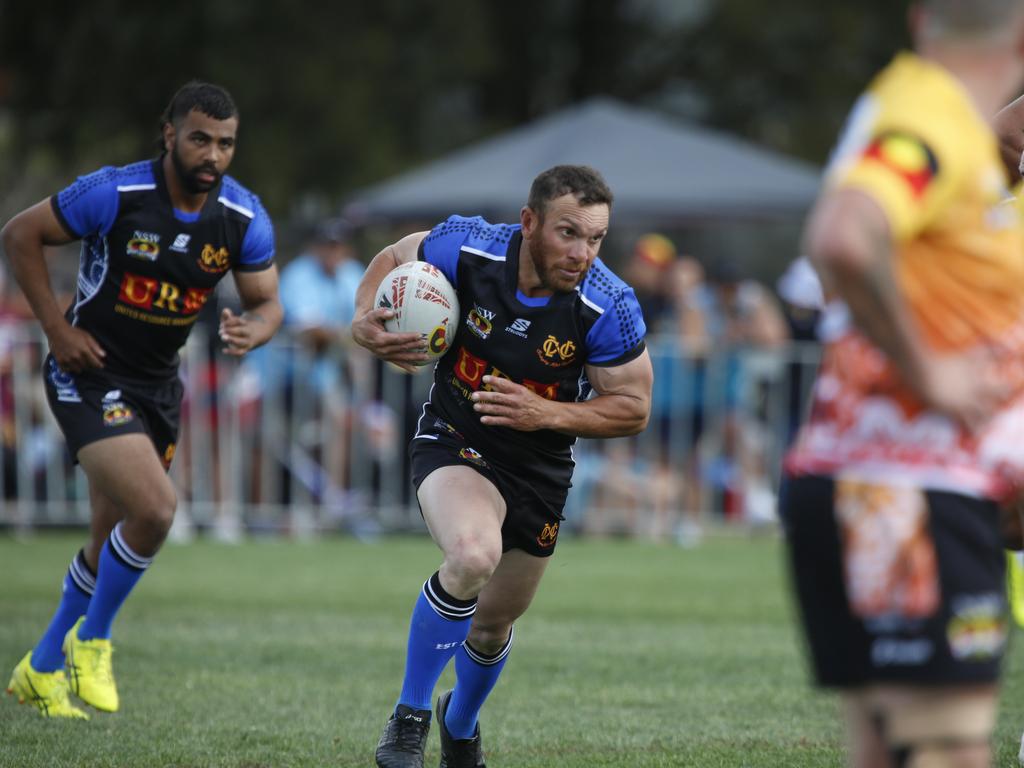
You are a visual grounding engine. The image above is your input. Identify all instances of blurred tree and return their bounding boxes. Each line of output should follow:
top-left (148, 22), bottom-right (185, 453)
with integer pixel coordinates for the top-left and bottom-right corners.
top-left (0, 0), bottom-right (910, 227)
top-left (674, 0), bottom-right (909, 163)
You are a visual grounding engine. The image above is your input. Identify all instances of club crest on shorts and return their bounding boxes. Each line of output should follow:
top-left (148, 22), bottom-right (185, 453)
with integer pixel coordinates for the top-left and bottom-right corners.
top-left (102, 400), bottom-right (135, 427)
top-left (458, 446), bottom-right (487, 468)
top-left (536, 521), bottom-right (559, 548)
top-left (946, 593), bottom-right (1008, 661)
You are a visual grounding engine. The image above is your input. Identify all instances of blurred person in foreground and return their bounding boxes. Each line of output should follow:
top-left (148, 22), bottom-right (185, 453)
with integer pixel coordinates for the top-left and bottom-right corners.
top-left (352, 165), bottom-right (652, 768)
top-left (990, 90), bottom-right (1024, 766)
top-left (784, 2), bottom-right (1024, 766)
top-left (2, 81), bottom-right (281, 719)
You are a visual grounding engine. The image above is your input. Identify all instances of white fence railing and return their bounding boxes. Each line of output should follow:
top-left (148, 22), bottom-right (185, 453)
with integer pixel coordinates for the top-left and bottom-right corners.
top-left (0, 321), bottom-right (821, 540)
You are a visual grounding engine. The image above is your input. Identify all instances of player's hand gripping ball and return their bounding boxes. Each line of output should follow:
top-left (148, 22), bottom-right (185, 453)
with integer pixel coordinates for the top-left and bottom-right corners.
top-left (374, 261), bottom-right (459, 365)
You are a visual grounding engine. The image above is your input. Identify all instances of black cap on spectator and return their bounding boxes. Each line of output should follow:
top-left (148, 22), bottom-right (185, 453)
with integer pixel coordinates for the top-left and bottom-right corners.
top-left (313, 218), bottom-right (352, 245)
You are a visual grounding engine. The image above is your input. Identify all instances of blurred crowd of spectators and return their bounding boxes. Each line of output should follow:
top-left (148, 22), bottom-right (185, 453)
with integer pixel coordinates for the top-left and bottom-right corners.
top-left (0, 225), bottom-right (825, 545)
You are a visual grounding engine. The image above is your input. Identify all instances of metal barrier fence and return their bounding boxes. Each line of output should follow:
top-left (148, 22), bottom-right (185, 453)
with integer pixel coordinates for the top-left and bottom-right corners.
top-left (0, 321), bottom-right (821, 540)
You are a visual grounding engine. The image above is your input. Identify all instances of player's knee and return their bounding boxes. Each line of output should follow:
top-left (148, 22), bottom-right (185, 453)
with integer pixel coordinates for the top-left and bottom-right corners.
top-left (444, 540), bottom-right (501, 593)
top-left (130, 486), bottom-right (178, 539)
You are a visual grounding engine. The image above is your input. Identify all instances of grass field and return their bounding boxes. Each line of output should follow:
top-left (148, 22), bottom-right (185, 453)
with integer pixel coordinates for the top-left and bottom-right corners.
top-left (2, 532), bottom-right (1023, 767)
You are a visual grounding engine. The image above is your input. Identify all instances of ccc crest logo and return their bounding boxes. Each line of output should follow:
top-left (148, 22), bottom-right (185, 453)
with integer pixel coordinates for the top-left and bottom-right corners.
top-left (536, 522), bottom-right (559, 548)
top-left (537, 335), bottom-right (576, 367)
top-left (198, 244), bottom-right (230, 274)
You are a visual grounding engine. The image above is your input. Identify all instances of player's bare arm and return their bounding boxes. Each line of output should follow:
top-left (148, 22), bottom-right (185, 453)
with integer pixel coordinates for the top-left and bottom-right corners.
top-left (220, 265), bottom-right (284, 356)
top-left (472, 348), bottom-right (652, 438)
top-left (1, 199), bottom-right (106, 372)
top-left (351, 231), bottom-right (430, 371)
top-left (806, 188), bottom-right (1005, 430)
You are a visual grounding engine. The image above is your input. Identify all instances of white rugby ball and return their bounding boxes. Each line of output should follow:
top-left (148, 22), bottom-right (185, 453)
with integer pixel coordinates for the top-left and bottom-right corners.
top-left (374, 261), bottom-right (459, 363)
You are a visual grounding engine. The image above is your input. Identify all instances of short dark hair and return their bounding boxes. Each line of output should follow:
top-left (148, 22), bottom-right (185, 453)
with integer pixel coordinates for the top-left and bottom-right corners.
top-left (160, 81), bottom-right (238, 128)
top-left (527, 165), bottom-right (613, 219)
top-left (918, 0), bottom-right (1024, 41)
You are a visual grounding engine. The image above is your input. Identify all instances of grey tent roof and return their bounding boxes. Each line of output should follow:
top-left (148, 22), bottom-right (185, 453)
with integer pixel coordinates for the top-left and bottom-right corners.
top-left (344, 97), bottom-right (821, 224)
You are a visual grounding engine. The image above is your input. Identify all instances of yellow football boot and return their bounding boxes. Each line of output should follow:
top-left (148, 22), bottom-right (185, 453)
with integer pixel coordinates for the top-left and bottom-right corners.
top-left (6, 651), bottom-right (89, 719)
top-left (1009, 551), bottom-right (1024, 629)
top-left (63, 617), bottom-right (119, 712)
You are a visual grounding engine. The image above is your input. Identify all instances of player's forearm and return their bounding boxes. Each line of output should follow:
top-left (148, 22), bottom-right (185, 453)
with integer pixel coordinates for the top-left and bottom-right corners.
top-left (240, 298), bottom-right (283, 348)
top-left (354, 246), bottom-right (403, 316)
top-left (546, 393), bottom-right (650, 438)
top-left (2, 225), bottom-right (67, 337)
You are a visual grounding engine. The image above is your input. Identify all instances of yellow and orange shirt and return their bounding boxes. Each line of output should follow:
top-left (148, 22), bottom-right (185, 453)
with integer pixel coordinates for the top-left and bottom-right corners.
top-left (787, 52), bottom-right (1024, 500)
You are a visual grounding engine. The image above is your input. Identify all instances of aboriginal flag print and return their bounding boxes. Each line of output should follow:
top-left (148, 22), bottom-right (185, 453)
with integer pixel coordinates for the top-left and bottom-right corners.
top-left (863, 131), bottom-right (938, 199)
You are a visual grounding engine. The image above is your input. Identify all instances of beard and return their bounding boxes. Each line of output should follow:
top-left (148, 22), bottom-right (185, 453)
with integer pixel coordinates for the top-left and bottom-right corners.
top-left (528, 232), bottom-right (589, 293)
top-left (170, 144), bottom-right (221, 194)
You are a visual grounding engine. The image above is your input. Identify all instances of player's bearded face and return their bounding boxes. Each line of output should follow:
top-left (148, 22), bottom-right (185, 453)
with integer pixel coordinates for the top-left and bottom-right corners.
top-left (165, 109), bottom-right (238, 195)
top-left (171, 142), bottom-right (223, 194)
top-left (527, 198), bottom-right (609, 293)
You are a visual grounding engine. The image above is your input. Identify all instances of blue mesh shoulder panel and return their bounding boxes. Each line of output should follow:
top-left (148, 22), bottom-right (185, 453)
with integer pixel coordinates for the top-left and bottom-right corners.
top-left (581, 258), bottom-right (647, 365)
top-left (55, 161), bottom-right (153, 238)
top-left (221, 176), bottom-right (275, 268)
top-left (421, 215), bottom-right (518, 287)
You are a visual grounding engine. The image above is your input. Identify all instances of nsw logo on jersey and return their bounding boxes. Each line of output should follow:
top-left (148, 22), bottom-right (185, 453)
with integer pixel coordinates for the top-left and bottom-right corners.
top-left (127, 231), bottom-right (160, 261)
top-left (466, 305), bottom-right (495, 340)
top-left (505, 318), bottom-right (531, 339)
top-left (198, 244), bottom-right (230, 274)
top-left (537, 334), bottom-right (577, 367)
top-left (170, 234), bottom-right (191, 253)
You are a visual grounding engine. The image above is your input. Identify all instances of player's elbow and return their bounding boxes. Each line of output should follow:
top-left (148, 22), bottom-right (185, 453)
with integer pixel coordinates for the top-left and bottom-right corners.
top-left (620, 397), bottom-right (651, 437)
top-left (805, 192), bottom-right (889, 283)
top-left (1, 217), bottom-right (25, 258)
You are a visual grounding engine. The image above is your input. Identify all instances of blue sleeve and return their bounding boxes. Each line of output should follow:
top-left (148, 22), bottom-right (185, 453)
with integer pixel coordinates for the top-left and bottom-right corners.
top-left (235, 197), bottom-right (275, 271)
top-left (418, 215), bottom-right (472, 288)
top-left (586, 286), bottom-right (647, 366)
top-left (51, 167), bottom-right (121, 239)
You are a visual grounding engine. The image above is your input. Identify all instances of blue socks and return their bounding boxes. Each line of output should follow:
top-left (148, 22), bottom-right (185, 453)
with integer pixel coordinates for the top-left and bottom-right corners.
top-left (30, 550), bottom-right (95, 672)
top-left (397, 572), bottom-right (477, 712)
top-left (79, 522), bottom-right (153, 641)
top-left (445, 628), bottom-right (514, 739)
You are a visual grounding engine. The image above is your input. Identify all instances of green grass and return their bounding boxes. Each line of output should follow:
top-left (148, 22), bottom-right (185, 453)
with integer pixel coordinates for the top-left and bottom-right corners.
top-left (1, 532), bottom-right (1023, 767)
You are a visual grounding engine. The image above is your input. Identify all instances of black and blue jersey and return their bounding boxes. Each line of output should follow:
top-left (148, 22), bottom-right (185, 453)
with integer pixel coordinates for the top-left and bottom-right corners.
top-left (416, 214), bottom-right (646, 469)
top-left (51, 157), bottom-right (274, 379)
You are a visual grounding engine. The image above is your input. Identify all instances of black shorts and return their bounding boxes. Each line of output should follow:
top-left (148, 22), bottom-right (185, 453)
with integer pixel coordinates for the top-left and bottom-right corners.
top-left (784, 474), bottom-right (1008, 688)
top-left (409, 418), bottom-right (572, 557)
top-left (43, 355), bottom-right (183, 467)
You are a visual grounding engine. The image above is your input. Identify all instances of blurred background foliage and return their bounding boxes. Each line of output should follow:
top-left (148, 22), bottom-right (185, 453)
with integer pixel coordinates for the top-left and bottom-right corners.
top-left (0, 0), bottom-right (907, 238)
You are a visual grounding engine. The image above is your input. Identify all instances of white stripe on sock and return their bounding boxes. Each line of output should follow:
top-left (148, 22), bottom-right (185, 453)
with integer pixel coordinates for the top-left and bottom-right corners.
top-left (463, 626), bottom-right (514, 666)
top-left (68, 555), bottom-right (96, 595)
top-left (422, 579), bottom-right (477, 620)
top-left (110, 522), bottom-right (154, 570)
